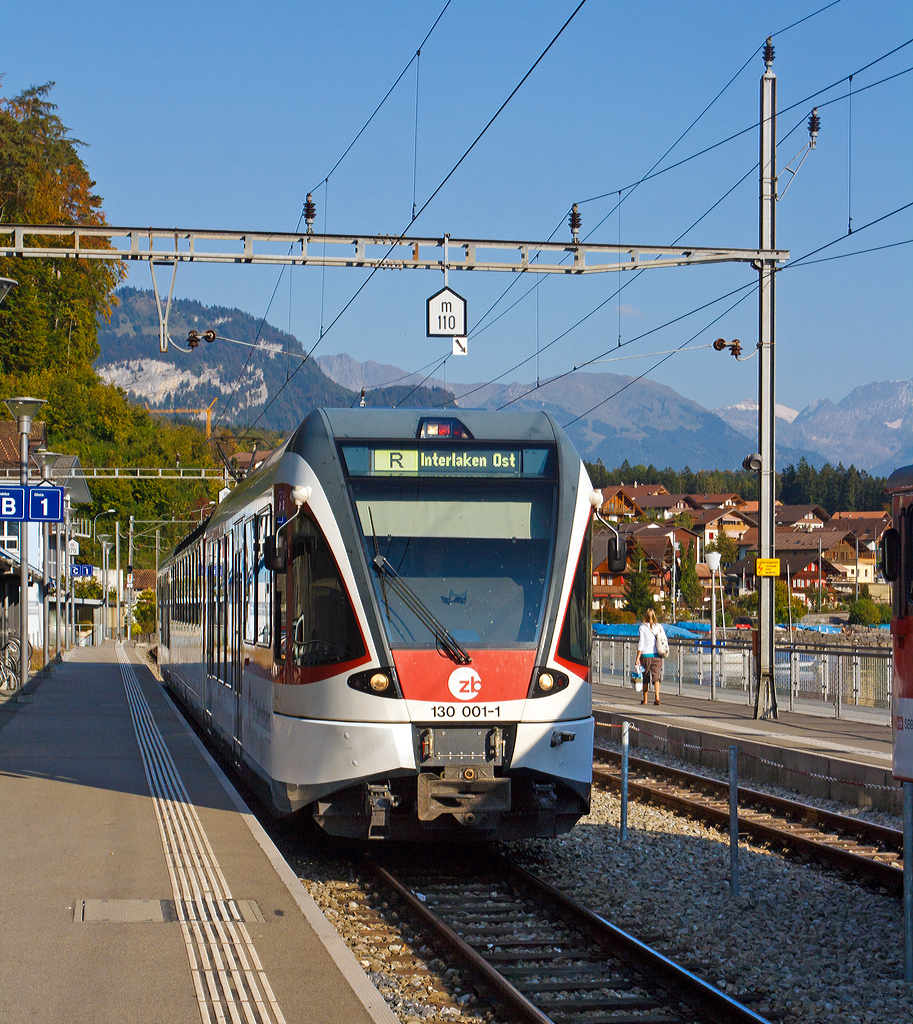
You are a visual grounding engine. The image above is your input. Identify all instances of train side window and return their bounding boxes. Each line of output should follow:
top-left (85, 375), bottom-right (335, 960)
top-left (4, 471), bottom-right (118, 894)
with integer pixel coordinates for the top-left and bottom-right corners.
top-left (275, 569), bottom-right (286, 665)
top-left (243, 517), bottom-right (256, 643)
top-left (557, 530), bottom-right (592, 668)
top-left (256, 508), bottom-right (272, 646)
top-left (905, 509), bottom-right (913, 608)
top-left (289, 512), bottom-right (365, 668)
top-left (881, 527), bottom-right (900, 583)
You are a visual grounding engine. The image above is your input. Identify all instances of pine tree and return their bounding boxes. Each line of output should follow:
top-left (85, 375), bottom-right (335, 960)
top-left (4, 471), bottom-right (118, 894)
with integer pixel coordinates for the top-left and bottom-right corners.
top-left (623, 543), bottom-right (654, 618)
top-left (0, 82), bottom-right (125, 376)
top-left (679, 542), bottom-right (703, 610)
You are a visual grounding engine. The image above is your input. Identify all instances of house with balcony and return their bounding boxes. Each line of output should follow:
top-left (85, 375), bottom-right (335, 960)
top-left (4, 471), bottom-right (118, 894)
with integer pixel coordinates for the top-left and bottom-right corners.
top-left (596, 486), bottom-right (643, 522)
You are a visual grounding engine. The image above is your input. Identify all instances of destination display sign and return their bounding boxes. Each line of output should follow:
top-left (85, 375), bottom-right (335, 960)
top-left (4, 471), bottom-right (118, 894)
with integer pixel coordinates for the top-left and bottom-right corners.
top-left (342, 445), bottom-right (553, 479)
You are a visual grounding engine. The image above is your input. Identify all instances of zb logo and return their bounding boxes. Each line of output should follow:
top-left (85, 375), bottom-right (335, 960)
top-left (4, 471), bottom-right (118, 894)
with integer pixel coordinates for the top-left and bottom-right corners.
top-left (448, 667), bottom-right (482, 701)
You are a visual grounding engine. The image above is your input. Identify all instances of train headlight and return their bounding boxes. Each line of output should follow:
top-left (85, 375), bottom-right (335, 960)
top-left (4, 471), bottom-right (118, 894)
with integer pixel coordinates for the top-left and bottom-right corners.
top-left (369, 672), bottom-right (391, 693)
top-left (348, 668), bottom-right (400, 699)
top-left (530, 668), bottom-right (569, 698)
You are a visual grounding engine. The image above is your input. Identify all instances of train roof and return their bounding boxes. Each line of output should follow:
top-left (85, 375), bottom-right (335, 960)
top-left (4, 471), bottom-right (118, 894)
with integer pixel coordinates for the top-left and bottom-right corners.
top-left (885, 464), bottom-right (913, 494)
top-left (293, 408), bottom-right (565, 444)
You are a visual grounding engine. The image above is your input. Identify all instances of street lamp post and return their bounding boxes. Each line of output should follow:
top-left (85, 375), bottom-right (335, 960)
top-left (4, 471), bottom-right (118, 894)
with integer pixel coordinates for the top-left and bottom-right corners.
top-left (4, 397), bottom-right (46, 689)
top-left (98, 535), bottom-right (111, 641)
top-left (671, 539), bottom-right (680, 622)
top-left (34, 449), bottom-right (61, 667)
top-left (706, 551), bottom-right (722, 700)
top-left (93, 508), bottom-right (116, 541)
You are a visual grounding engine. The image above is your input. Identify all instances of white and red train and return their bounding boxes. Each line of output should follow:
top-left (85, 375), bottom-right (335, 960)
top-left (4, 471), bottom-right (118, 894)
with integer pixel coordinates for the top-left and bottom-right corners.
top-left (158, 409), bottom-right (612, 840)
top-left (884, 464), bottom-right (913, 783)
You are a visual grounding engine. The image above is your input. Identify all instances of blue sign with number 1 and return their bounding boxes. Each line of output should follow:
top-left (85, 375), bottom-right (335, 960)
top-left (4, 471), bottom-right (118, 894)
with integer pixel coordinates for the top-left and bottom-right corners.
top-left (28, 487), bottom-right (64, 522)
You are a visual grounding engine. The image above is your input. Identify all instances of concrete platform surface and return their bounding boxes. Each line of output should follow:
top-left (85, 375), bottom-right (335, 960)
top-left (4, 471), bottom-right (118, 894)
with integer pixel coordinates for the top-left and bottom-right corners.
top-left (0, 642), bottom-right (397, 1024)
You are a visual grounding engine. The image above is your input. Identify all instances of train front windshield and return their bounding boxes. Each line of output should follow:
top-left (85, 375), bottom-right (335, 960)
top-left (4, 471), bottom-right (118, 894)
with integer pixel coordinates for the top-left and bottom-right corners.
top-left (343, 444), bottom-right (556, 649)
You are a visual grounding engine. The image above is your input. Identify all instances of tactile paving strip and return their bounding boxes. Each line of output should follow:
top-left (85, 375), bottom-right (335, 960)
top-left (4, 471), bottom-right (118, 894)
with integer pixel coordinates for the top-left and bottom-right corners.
top-left (117, 644), bottom-right (286, 1024)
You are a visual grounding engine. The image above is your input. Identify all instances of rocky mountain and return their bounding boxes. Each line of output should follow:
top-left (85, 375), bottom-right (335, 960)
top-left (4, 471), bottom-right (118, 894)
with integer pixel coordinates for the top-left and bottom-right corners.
top-left (96, 290), bottom-right (904, 473)
top-left (95, 289), bottom-right (452, 433)
top-left (714, 381), bottom-right (913, 476)
top-left (315, 355), bottom-right (824, 472)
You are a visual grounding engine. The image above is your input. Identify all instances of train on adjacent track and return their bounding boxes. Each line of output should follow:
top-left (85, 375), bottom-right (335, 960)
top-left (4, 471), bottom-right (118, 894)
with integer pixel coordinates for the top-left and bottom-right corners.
top-left (884, 463), bottom-right (913, 783)
top-left (157, 408), bottom-right (624, 840)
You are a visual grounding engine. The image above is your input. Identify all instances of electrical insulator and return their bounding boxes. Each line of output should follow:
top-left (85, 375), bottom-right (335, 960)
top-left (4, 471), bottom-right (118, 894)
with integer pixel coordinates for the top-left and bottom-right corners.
top-left (763, 36), bottom-right (775, 67)
top-left (808, 108), bottom-right (820, 148)
top-left (713, 337), bottom-right (728, 351)
top-left (187, 331), bottom-right (200, 350)
top-left (730, 339), bottom-right (742, 357)
top-left (203, 330), bottom-right (216, 343)
top-left (569, 203), bottom-right (581, 242)
top-left (359, 388), bottom-right (366, 408)
top-left (304, 193), bottom-right (317, 234)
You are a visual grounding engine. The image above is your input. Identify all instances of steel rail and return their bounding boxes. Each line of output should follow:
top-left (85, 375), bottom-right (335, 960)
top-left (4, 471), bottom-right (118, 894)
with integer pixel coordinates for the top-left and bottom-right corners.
top-left (365, 852), bottom-right (771, 1024)
top-left (593, 746), bottom-right (903, 891)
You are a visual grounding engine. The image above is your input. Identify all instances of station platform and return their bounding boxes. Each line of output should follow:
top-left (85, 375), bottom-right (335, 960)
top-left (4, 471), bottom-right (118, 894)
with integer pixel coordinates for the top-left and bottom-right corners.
top-left (592, 680), bottom-right (903, 815)
top-left (0, 642), bottom-right (398, 1024)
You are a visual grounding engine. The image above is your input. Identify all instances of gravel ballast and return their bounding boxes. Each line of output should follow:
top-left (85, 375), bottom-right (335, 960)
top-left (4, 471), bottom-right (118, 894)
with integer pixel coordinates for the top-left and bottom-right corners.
top-left (297, 781), bottom-right (912, 1024)
top-left (512, 786), bottom-right (912, 1024)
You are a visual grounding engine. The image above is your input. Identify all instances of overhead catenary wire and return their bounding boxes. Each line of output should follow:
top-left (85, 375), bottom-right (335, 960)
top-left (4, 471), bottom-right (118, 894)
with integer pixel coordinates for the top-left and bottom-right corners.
top-left (212, 0), bottom-right (454, 429)
top-left (237, 0), bottom-right (591, 438)
top-left (577, 41), bottom-right (913, 206)
top-left (507, 200), bottom-right (912, 421)
top-left (224, 15), bottom-right (909, 437)
top-left (558, 289), bottom-right (758, 428)
top-left (469, 2), bottom-right (848, 345)
top-left (434, 50), bottom-right (909, 412)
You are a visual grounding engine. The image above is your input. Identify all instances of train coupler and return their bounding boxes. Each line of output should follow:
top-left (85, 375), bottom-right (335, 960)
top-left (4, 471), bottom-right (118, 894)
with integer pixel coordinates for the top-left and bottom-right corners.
top-left (366, 784), bottom-right (402, 838)
top-left (417, 768), bottom-right (511, 825)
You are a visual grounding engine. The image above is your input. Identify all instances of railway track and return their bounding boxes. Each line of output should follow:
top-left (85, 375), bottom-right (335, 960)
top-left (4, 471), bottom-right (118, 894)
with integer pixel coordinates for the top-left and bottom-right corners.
top-left (363, 850), bottom-right (770, 1024)
top-left (593, 744), bottom-right (904, 892)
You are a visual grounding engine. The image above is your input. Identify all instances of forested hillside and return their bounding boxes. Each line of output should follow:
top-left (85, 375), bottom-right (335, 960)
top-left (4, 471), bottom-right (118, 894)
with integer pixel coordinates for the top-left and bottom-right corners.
top-left (97, 287), bottom-right (454, 432)
top-left (586, 457), bottom-right (888, 514)
top-left (0, 82), bottom-right (454, 570)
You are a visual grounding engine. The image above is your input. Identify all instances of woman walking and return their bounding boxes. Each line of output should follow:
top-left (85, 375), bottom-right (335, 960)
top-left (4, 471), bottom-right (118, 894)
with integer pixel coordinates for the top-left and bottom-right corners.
top-left (635, 608), bottom-right (665, 705)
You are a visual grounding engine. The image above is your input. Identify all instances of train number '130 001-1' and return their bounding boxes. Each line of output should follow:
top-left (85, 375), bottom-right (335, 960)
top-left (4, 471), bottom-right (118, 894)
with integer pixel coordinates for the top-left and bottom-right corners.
top-left (432, 705), bottom-right (501, 718)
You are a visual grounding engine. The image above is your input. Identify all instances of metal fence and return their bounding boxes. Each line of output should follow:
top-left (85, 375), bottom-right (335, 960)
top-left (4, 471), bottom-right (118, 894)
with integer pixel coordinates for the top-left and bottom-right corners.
top-left (592, 636), bottom-right (893, 723)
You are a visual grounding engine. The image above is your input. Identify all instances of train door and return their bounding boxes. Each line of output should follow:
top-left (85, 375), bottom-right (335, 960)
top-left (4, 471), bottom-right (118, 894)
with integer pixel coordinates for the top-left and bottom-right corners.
top-left (230, 520), bottom-right (244, 762)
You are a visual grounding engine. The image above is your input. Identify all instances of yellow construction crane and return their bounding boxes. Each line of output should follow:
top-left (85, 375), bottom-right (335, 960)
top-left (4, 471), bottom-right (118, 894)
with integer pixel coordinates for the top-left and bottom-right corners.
top-left (146, 397), bottom-right (217, 438)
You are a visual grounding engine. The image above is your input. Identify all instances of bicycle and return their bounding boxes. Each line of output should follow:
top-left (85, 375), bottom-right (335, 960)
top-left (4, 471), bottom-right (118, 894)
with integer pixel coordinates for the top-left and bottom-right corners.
top-left (0, 636), bottom-right (33, 692)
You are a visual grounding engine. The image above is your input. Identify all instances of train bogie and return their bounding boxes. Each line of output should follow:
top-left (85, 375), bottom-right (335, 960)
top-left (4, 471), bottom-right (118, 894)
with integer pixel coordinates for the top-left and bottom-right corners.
top-left (158, 409), bottom-right (596, 840)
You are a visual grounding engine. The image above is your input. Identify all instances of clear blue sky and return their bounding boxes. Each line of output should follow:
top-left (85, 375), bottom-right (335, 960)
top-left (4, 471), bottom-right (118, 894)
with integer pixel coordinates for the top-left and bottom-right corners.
top-left (3, 0), bottom-right (911, 414)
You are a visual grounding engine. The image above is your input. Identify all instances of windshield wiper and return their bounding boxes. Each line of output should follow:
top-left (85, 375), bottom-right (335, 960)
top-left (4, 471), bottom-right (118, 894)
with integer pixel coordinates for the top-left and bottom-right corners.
top-left (371, 554), bottom-right (471, 664)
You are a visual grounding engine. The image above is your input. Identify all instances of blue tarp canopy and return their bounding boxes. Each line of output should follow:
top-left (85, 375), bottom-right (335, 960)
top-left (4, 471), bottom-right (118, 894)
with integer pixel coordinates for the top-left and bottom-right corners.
top-left (797, 623), bottom-right (842, 634)
top-left (593, 623), bottom-right (702, 639)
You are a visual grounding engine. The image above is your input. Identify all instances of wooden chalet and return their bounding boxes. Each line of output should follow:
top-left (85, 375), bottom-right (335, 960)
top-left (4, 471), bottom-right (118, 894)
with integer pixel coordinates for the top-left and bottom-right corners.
top-left (773, 504), bottom-right (831, 530)
top-left (685, 493), bottom-right (747, 510)
top-left (620, 483), bottom-right (670, 500)
top-left (632, 493), bottom-right (695, 520)
top-left (728, 550), bottom-right (842, 605)
top-left (596, 486), bottom-right (643, 522)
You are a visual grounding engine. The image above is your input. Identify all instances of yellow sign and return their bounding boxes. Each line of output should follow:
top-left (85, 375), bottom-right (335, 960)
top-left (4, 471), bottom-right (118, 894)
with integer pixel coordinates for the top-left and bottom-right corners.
top-left (755, 558), bottom-right (781, 577)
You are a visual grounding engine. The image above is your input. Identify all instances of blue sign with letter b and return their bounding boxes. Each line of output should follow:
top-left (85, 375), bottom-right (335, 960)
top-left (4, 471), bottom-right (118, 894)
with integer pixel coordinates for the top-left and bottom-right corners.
top-left (0, 487), bottom-right (25, 521)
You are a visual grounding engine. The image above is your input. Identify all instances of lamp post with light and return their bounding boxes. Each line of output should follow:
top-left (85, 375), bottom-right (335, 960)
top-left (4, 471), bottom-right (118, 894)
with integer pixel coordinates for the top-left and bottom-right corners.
top-left (706, 551), bottom-right (722, 700)
top-left (93, 508), bottom-right (116, 542)
top-left (4, 397), bottom-right (46, 689)
top-left (99, 535), bottom-right (112, 641)
top-left (34, 449), bottom-right (60, 666)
